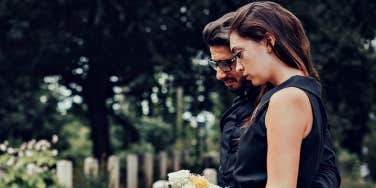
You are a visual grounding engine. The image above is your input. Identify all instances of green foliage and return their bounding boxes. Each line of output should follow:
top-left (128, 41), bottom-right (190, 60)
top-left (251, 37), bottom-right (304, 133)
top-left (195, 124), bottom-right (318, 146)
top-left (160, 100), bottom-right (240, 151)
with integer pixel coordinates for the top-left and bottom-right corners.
top-left (0, 76), bottom-right (65, 145)
top-left (110, 116), bottom-right (173, 154)
top-left (0, 140), bottom-right (62, 188)
top-left (338, 149), bottom-right (361, 180)
top-left (59, 119), bottom-right (92, 160)
top-left (73, 162), bottom-right (109, 188)
top-left (364, 120), bottom-right (376, 181)
top-left (341, 182), bottom-right (376, 188)
top-left (298, 0), bottom-right (376, 154)
top-left (135, 117), bottom-right (174, 152)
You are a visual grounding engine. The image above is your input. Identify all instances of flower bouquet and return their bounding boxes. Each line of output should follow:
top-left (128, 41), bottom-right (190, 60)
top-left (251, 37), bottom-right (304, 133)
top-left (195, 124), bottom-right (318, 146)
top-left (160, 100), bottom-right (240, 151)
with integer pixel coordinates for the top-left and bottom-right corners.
top-left (167, 170), bottom-right (221, 188)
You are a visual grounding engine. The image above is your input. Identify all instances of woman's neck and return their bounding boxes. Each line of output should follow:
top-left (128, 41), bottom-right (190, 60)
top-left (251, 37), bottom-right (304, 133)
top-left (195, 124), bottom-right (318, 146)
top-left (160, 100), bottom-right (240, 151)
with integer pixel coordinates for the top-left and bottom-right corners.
top-left (269, 62), bottom-right (305, 86)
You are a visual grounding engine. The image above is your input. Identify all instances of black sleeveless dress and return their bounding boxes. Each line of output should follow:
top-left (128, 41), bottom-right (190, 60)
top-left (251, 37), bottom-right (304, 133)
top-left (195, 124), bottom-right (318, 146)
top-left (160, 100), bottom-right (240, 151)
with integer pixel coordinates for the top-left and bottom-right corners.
top-left (233, 75), bottom-right (334, 188)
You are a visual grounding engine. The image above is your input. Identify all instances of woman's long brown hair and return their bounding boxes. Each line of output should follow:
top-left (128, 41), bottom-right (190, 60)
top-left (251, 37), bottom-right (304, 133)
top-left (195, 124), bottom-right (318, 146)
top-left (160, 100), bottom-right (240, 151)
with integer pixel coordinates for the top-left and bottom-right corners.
top-left (230, 1), bottom-right (320, 81)
top-left (231, 2), bottom-right (320, 128)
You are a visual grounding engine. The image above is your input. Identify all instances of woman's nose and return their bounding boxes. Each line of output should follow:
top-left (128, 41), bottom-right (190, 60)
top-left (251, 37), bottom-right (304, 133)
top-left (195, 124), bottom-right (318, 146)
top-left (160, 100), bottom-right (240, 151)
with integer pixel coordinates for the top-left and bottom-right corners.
top-left (235, 62), bottom-right (244, 72)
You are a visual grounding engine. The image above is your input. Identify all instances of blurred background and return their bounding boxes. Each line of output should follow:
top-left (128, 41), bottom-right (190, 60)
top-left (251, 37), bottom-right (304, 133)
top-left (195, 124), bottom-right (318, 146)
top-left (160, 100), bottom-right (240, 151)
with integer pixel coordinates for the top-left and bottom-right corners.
top-left (0, 0), bottom-right (375, 187)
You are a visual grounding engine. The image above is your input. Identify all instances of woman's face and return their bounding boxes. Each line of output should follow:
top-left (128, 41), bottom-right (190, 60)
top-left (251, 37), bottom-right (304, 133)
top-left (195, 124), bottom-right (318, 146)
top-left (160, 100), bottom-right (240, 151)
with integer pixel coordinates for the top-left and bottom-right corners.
top-left (230, 32), bottom-right (273, 86)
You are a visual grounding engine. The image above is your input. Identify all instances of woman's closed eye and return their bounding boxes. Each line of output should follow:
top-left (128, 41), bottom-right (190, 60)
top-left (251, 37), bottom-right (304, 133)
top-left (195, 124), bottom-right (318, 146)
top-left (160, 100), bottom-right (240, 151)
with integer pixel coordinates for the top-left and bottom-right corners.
top-left (234, 51), bottom-right (242, 62)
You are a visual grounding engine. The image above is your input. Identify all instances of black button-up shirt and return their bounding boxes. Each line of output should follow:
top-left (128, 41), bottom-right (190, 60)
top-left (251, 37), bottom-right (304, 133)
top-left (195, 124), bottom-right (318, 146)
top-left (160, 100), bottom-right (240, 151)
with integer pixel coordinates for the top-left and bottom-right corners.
top-left (218, 93), bottom-right (256, 188)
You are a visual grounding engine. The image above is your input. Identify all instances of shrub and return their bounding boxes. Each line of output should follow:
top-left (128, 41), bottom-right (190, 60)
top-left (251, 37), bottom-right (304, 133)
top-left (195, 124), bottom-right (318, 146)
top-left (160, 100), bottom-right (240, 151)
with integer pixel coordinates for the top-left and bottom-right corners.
top-left (0, 139), bottom-right (62, 188)
top-left (338, 149), bottom-right (361, 180)
top-left (364, 126), bottom-right (376, 181)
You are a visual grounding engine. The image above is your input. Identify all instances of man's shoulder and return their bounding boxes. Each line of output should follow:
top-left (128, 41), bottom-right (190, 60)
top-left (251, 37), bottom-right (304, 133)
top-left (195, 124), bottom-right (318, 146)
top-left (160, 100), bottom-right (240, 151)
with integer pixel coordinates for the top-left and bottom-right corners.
top-left (226, 96), bottom-right (253, 119)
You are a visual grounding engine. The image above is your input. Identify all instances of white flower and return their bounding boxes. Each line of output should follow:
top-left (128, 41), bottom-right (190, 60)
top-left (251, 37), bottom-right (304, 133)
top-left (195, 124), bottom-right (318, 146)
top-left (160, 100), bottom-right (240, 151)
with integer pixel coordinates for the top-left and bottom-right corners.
top-left (18, 151), bottom-right (24, 157)
top-left (7, 148), bottom-right (16, 154)
top-left (52, 149), bottom-right (58, 156)
top-left (168, 170), bottom-right (191, 184)
top-left (0, 144), bottom-right (7, 151)
top-left (25, 150), bottom-right (33, 157)
top-left (27, 139), bottom-right (36, 149)
top-left (182, 184), bottom-right (196, 188)
top-left (52, 134), bottom-right (59, 144)
top-left (20, 143), bottom-right (27, 151)
top-left (27, 163), bottom-right (37, 175)
top-left (26, 163), bottom-right (44, 175)
top-left (209, 184), bottom-right (221, 188)
top-left (6, 156), bottom-right (15, 166)
top-left (167, 169), bottom-right (221, 188)
top-left (35, 140), bottom-right (51, 151)
top-left (42, 166), bottom-right (49, 172)
top-left (35, 143), bottom-right (41, 151)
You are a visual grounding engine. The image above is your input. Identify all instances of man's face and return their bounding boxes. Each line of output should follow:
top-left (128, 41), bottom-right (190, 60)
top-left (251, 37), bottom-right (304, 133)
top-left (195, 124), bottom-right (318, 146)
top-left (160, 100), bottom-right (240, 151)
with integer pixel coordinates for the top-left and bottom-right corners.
top-left (209, 45), bottom-right (245, 92)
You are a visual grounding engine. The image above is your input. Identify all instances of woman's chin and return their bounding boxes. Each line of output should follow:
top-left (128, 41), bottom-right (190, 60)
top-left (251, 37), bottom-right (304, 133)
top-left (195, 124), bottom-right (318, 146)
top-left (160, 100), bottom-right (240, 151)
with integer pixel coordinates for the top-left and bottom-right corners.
top-left (249, 77), bottom-right (263, 86)
top-left (251, 80), bottom-right (260, 86)
top-left (245, 74), bottom-right (252, 81)
top-left (245, 75), bottom-right (256, 83)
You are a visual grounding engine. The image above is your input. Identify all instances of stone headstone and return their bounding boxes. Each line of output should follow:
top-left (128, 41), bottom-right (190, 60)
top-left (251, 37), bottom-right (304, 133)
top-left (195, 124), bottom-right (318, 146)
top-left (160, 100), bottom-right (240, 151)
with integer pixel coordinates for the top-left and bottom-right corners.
top-left (57, 160), bottom-right (73, 188)
top-left (108, 155), bottom-right (120, 188)
top-left (84, 157), bottom-right (98, 177)
top-left (127, 154), bottom-right (138, 188)
top-left (143, 153), bottom-right (154, 188)
top-left (203, 168), bottom-right (217, 185)
top-left (159, 151), bottom-right (168, 179)
top-left (173, 150), bottom-right (181, 171)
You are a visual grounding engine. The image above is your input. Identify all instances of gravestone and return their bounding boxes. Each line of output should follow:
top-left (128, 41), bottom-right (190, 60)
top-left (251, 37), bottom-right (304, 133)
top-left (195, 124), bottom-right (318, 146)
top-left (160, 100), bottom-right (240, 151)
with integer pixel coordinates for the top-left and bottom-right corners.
top-left (57, 160), bottom-right (73, 188)
top-left (143, 153), bottom-right (154, 188)
top-left (84, 157), bottom-right (98, 177)
top-left (108, 155), bottom-right (120, 188)
top-left (203, 168), bottom-right (217, 185)
top-left (127, 154), bottom-right (138, 188)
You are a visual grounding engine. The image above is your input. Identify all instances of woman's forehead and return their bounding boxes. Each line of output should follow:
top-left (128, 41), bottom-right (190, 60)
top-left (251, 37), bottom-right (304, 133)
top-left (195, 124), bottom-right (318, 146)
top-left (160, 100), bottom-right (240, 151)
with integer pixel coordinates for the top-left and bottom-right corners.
top-left (230, 33), bottom-right (247, 52)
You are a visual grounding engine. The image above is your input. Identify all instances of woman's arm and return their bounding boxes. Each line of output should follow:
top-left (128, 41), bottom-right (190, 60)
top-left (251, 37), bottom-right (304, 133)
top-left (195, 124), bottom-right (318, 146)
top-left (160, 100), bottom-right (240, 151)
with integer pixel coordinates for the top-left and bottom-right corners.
top-left (265, 87), bottom-right (313, 188)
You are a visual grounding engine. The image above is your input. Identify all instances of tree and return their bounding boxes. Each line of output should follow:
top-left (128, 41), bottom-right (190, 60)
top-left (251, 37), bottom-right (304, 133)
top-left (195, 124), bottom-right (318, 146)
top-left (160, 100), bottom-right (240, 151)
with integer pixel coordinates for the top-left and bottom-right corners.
top-left (1, 0), bottom-right (375, 160)
top-left (293, 0), bottom-right (376, 155)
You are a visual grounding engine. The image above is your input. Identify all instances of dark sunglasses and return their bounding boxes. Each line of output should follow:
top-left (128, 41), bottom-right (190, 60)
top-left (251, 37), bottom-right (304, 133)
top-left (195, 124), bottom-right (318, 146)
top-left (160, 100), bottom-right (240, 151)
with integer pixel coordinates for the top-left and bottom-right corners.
top-left (208, 57), bottom-right (236, 72)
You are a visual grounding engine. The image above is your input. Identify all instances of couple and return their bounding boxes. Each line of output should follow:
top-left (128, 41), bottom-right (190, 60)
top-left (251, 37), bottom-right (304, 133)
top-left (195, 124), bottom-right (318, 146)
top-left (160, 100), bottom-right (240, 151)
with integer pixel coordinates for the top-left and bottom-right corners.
top-left (202, 2), bottom-right (340, 188)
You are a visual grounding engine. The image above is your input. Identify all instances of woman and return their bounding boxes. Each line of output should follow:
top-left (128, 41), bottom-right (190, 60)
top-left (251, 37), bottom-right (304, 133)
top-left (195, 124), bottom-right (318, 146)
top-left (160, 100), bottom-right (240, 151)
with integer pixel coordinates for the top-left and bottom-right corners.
top-left (228, 2), bottom-right (340, 188)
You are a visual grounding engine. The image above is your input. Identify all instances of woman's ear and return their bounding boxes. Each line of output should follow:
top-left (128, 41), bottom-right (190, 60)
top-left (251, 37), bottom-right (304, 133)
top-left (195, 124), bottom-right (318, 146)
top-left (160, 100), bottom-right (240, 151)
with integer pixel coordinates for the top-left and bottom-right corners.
top-left (264, 33), bottom-right (275, 53)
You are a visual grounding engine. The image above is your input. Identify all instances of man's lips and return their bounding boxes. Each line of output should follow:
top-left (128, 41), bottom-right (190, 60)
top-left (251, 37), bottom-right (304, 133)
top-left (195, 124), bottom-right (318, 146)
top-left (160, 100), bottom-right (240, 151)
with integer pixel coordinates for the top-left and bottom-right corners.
top-left (224, 78), bottom-right (236, 86)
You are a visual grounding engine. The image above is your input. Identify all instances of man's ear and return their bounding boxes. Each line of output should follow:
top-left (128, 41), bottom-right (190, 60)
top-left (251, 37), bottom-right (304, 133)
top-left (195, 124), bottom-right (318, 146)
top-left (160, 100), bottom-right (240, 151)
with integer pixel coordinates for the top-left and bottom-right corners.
top-left (264, 32), bottom-right (275, 53)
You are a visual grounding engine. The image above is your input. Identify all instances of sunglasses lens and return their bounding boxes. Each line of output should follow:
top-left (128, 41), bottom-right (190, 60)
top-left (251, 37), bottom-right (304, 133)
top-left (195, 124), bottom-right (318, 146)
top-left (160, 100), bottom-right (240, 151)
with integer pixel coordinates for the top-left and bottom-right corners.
top-left (218, 63), bottom-right (231, 72)
top-left (208, 57), bottom-right (235, 72)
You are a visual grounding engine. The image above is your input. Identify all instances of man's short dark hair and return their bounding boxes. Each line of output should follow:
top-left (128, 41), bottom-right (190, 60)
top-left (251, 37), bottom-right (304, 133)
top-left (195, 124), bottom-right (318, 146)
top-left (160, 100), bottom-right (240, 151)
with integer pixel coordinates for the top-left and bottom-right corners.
top-left (202, 12), bottom-right (235, 46)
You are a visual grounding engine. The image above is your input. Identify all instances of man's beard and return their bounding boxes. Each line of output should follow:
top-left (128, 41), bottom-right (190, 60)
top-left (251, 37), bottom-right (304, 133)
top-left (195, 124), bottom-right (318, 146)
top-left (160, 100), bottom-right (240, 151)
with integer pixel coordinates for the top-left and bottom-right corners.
top-left (228, 77), bottom-right (260, 98)
top-left (227, 76), bottom-right (247, 95)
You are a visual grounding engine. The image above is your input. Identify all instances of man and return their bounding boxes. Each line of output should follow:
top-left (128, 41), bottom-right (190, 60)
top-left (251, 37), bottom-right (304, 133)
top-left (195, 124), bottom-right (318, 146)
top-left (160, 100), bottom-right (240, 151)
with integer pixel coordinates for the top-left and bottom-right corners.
top-left (202, 12), bottom-right (260, 188)
top-left (202, 12), bottom-right (340, 188)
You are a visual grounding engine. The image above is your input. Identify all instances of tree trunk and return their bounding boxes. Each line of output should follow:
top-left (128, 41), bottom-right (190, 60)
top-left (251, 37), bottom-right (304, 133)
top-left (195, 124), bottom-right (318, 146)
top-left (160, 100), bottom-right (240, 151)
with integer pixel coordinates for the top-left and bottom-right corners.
top-left (84, 61), bottom-right (111, 161)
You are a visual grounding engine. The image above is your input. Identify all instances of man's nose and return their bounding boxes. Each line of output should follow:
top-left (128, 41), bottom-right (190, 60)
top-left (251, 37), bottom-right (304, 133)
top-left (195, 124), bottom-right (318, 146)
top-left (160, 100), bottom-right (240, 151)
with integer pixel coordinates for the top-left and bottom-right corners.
top-left (216, 68), bottom-right (227, 80)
